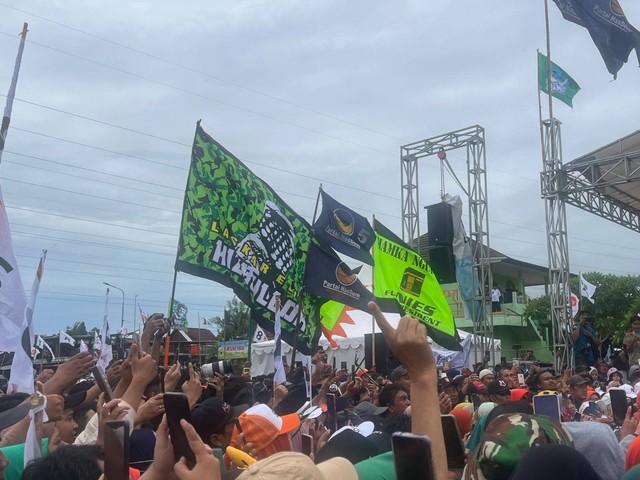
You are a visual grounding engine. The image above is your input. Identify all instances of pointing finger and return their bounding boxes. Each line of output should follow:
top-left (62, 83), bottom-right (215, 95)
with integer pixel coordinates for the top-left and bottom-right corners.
top-left (368, 301), bottom-right (394, 340)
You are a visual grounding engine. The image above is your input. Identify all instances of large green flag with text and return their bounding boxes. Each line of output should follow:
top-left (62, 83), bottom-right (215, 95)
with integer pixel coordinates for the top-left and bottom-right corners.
top-left (373, 219), bottom-right (460, 350)
top-left (538, 52), bottom-right (580, 108)
top-left (175, 123), bottom-right (320, 354)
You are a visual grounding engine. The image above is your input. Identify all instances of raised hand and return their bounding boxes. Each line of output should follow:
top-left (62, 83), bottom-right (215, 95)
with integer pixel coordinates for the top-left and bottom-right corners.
top-left (174, 419), bottom-right (221, 480)
top-left (44, 352), bottom-right (94, 394)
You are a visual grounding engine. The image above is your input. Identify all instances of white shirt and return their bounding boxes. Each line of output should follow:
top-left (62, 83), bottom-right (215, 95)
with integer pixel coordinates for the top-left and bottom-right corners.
top-left (491, 288), bottom-right (501, 302)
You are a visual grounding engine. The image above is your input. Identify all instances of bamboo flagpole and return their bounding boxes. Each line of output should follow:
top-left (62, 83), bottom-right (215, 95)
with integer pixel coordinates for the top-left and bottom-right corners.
top-left (289, 183), bottom-right (323, 371)
top-left (166, 120), bottom-right (202, 368)
top-left (371, 215), bottom-right (376, 370)
top-left (543, 0), bottom-right (556, 157)
top-left (0, 23), bottom-right (28, 167)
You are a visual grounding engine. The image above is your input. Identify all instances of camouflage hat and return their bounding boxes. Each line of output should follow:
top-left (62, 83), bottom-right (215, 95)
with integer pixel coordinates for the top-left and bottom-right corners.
top-left (463, 413), bottom-right (573, 480)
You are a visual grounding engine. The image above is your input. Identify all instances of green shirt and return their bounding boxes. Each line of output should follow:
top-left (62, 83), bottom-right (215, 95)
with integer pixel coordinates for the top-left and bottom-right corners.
top-left (1, 439), bottom-right (49, 480)
top-left (355, 451), bottom-right (396, 480)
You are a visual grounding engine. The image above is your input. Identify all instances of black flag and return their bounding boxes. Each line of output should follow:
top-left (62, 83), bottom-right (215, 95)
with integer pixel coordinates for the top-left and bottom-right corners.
top-left (313, 190), bottom-right (375, 265)
top-left (552, 0), bottom-right (640, 78)
top-left (304, 242), bottom-right (373, 312)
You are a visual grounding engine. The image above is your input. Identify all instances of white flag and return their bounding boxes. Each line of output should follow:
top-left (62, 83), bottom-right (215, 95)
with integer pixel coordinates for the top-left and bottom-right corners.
top-left (580, 274), bottom-right (596, 303)
top-left (253, 325), bottom-right (268, 343)
top-left (79, 339), bottom-right (88, 353)
top-left (8, 250), bottom-right (46, 394)
top-left (59, 330), bottom-right (76, 346)
top-left (97, 289), bottom-right (113, 372)
top-left (36, 336), bottom-right (55, 361)
top-left (0, 187), bottom-right (28, 352)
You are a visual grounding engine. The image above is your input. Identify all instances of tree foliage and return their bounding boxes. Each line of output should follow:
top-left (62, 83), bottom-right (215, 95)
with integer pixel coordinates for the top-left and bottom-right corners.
top-left (210, 297), bottom-right (251, 340)
top-left (523, 294), bottom-right (551, 324)
top-left (524, 273), bottom-right (640, 344)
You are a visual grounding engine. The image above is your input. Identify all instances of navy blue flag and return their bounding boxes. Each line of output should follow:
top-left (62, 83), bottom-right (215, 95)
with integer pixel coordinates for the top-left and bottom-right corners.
top-left (552, 0), bottom-right (640, 78)
top-left (303, 242), bottom-right (373, 312)
top-left (313, 190), bottom-right (375, 265)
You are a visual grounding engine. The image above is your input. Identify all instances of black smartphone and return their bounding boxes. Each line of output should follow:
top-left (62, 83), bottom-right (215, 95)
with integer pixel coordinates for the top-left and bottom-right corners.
top-left (610, 388), bottom-right (628, 426)
top-left (92, 365), bottom-right (114, 402)
top-left (441, 415), bottom-right (465, 469)
top-left (392, 432), bottom-right (434, 480)
top-left (332, 357), bottom-right (336, 369)
top-left (163, 392), bottom-right (196, 466)
top-left (533, 394), bottom-right (561, 423)
top-left (471, 393), bottom-right (482, 410)
top-left (104, 420), bottom-right (129, 480)
top-left (338, 361), bottom-right (349, 382)
top-left (582, 401), bottom-right (598, 416)
top-left (326, 393), bottom-right (337, 434)
top-left (301, 433), bottom-right (313, 456)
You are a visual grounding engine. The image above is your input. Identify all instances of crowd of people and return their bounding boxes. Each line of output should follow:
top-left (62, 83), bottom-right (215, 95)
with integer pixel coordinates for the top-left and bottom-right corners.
top-left (1, 307), bottom-right (640, 479)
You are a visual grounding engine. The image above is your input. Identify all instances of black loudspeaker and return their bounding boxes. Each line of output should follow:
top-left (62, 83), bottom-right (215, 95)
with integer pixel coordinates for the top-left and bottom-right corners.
top-left (427, 245), bottom-right (456, 284)
top-left (364, 333), bottom-right (400, 376)
top-left (426, 202), bottom-right (454, 245)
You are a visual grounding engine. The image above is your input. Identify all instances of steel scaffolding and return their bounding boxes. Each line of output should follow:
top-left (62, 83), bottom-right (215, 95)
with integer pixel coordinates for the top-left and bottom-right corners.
top-left (539, 118), bottom-right (573, 372)
top-left (401, 125), bottom-right (494, 365)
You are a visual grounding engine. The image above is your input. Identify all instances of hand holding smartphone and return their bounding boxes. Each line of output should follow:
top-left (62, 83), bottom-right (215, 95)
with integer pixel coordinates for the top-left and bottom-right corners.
top-left (104, 420), bottom-right (129, 480)
top-left (441, 415), bottom-right (465, 469)
top-left (163, 392), bottom-right (196, 466)
top-left (392, 432), bottom-right (434, 480)
top-left (610, 388), bottom-right (628, 426)
top-left (92, 365), bottom-right (114, 402)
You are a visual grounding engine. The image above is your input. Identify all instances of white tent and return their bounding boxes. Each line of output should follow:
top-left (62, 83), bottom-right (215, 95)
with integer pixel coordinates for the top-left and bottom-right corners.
top-left (250, 310), bottom-right (501, 377)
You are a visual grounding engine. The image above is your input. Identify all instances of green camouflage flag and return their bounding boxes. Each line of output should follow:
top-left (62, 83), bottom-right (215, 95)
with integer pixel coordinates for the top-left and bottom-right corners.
top-left (538, 52), bottom-right (581, 107)
top-left (372, 219), bottom-right (460, 350)
top-left (175, 123), bottom-right (320, 354)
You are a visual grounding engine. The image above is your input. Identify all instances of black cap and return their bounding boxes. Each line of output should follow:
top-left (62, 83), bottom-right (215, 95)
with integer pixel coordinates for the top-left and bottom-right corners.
top-left (63, 391), bottom-right (87, 410)
top-left (487, 380), bottom-right (510, 396)
top-left (567, 375), bottom-right (589, 387)
top-left (190, 397), bottom-right (249, 441)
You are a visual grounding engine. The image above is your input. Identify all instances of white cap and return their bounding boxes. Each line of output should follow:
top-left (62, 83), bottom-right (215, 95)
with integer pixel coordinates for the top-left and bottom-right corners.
top-left (479, 369), bottom-right (494, 380)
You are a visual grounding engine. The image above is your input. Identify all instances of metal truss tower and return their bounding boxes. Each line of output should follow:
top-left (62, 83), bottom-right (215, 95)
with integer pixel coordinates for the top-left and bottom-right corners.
top-left (540, 118), bottom-right (573, 372)
top-left (401, 126), bottom-right (494, 364)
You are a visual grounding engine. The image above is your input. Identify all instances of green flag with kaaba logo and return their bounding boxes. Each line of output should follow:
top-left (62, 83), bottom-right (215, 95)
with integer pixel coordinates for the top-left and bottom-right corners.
top-left (372, 219), bottom-right (460, 350)
top-left (175, 122), bottom-right (321, 354)
top-left (538, 52), bottom-right (581, 107)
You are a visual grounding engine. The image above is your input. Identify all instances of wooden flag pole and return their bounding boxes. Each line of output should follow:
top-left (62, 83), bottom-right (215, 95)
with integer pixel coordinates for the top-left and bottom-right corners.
top-left (371, 215), bottom-right (376, 371)
top-left (544, 0), bottom-right (554, 123)
top-left (290, 184), bottom-right (324, 371)
top-left (0, 22), bottom-right (28, 167)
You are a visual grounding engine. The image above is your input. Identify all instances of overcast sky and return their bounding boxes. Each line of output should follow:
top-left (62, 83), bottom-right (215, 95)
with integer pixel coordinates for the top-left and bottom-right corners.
top-left (0, 1), bottom-right (638, 337)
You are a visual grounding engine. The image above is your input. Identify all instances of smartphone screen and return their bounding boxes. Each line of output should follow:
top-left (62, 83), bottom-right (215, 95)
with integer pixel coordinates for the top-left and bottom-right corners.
top-left (301, 433), bottom-right (313, 456)
top-left (441, 415), bottom-right (465, 469)
top-left (533, 394), bottom-right (561, 422)
top-left (582, 401), bottom-right (598, 416)
top-left (392, 432), bottom-right (434, 480)
top-left (163, 392), bottom-right (196, 466)
top-left (332, 357), bottom-right (336, 369)
top-left (104, 420), bottom-right (129, 480)
top-left (610, 388), bottom-right (628, 426)
top-left (92, 365), bottom-right (114, 402)
top-left (326, 393), bottom-right (337, 434)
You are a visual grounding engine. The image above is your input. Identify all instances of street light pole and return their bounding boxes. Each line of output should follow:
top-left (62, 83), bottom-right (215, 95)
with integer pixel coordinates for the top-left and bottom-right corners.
top-left (103, 282), bottom-right (125, 349)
